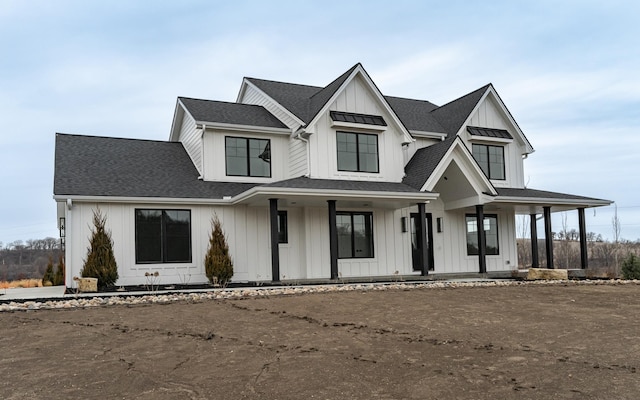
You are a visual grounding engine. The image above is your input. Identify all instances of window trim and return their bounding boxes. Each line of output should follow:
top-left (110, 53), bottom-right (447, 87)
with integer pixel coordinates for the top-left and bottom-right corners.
top-left (472, 143), bottom-right (506, 181)
top-left (336, 211), bottom-right (375, 259)
top-left (135, 209), bottom-right (192, 264)
top-left (277, 210), bottom-right (288, 244)
top-left (225, 136), bottom-right (272, 178)
top-left (465, 214), bottom-right (499, 256)
top-left (336, 131), bottom-right (380, 173)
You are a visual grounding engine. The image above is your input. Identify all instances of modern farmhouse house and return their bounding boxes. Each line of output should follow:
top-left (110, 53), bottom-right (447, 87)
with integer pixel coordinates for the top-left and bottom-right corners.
top-left (54, 63), bottom-right (611, 287)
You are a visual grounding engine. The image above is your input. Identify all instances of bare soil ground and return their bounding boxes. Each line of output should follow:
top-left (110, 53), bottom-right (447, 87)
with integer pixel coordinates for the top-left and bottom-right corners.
top-left (1, 284), bottom-right (639, 399)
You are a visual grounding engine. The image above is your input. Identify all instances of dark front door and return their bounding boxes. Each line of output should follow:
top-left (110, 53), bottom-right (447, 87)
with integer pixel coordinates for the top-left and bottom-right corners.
top-left (411, 213), bottom-right (434, 272)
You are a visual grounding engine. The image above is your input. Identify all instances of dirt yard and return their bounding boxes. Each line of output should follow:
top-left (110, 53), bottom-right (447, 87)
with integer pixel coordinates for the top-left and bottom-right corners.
top-left (1, 283), bottom-right (639, 399)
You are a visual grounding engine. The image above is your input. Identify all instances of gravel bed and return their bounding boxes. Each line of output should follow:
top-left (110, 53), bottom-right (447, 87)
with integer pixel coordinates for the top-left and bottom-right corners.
top-left (1, 279), bottom-right (639, 312)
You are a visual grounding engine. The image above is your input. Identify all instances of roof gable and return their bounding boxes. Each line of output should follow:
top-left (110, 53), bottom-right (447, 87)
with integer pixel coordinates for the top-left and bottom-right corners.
top-left (430, 84), bottom-right (490, 135)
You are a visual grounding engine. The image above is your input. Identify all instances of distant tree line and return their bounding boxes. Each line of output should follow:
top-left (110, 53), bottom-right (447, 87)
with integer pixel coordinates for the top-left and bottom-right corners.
top-left (0, 238), bottom-right (62, 281)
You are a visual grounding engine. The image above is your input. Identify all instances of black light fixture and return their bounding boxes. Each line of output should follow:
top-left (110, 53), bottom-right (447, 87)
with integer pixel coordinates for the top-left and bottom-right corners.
top-left (437, 217), bottom-right (443, 233)
top-left (401, 216), bottom-right (407, 233)
top-left (59, 217), bottom-right (66, 238)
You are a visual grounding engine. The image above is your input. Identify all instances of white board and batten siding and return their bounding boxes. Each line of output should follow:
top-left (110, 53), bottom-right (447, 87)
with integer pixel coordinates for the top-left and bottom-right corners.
top-left (202, 129), bottom-right (289, 182)
top-left (462, 96), bottom-right (526, 189)
top-left (309, 75), bottom-right (406, 182)
top-left (176, 110), bottom-right (203, 175)
top-left (288, 138), bottom-right (307, 177)
top-left (64, 202), bottom-right (281, 287)
top-left (432, 207), bottom-right (518, 274)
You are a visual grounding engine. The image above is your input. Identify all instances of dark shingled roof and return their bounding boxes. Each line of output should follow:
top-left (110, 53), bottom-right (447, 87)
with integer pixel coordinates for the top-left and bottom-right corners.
top-left (246, 64), bottom-right (359, 123)
top-left (430, 84), bottom-right (490, 134)
top-left (54, 134), bottom-right (258, 199)
top-left (496, 187), bottom-right (610, 202)
top-left (402, 138), bottom-right (456, 190)
top-left (179, 97), bottom-right (287, 129)
top-left (386, 96), bottom-right (445, 133)
top-left (263, 176), bottom-right (423, 193)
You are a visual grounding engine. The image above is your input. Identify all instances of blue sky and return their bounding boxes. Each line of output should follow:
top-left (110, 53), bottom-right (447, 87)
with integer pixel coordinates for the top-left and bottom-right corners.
top-left (1, 0), bottom-right (639, 245)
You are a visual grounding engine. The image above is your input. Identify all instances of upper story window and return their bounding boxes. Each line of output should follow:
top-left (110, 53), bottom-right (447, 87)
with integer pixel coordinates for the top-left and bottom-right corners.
top-left (225, 137), bottom-right (271, 177)
top-left (472, 144), bottom-right (505, 180)
top-left (336, 131), bottom-right (379, 173)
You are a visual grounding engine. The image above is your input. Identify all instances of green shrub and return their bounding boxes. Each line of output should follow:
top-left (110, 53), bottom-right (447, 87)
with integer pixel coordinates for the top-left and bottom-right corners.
top-left (81, 208), bottom-right (118, 288)
top-left (53, 254), bottom-right (65, 286)
top-left (42, 257), bottom-right (55, 286)
top-left (621, 253), bottom-right (640, 280)
top-left (204, 215), bottom-right (233, 287)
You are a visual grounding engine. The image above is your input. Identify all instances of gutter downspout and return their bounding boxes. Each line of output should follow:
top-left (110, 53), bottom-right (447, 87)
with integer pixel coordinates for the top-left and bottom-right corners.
top-left (294, 128), bottom-right (310, 177)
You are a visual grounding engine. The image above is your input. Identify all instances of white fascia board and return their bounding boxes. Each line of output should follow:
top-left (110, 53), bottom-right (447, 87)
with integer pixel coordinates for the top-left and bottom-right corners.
top-left (231, 186), bottom-right (438, 204)
top-left (306, 66), bottom-right (415, 144)
top-left (241, 79), bottom-right (306, 127)
top-left (330, 120), bottom-right (387, 132)
top-left (168, 100), bottom-right (187, 142)
top-left (421, 137), bottom-right (497, 195)
top-left (196, 121), bottom-right (291, 135)
top-left (492, 196), bottom-right (612, 208)
top-left (410, 130), bottom-right (447, 140)
top-left (53, 195), bottom-right (232, 205)
top-left (468, 136), bottom-right (513, 144)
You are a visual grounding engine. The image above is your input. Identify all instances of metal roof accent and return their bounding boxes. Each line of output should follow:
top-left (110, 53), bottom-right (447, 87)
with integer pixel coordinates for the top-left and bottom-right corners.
top-left (467, 126), bottom-right (513, 140)
top-left (329, 111), bottom-right (386, 126)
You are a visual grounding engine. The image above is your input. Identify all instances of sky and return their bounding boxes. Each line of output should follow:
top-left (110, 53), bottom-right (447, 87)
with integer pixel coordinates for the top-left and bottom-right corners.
top-left (0, 0), bottom-right (639, 246)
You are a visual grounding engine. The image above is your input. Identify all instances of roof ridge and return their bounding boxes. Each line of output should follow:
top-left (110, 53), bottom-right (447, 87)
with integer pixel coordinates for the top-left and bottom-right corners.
top-left (385, 95), bottom-right (439, 107)
top-left (179, 97), bottom-right (271, 109)
top-left (432, 83), bottom-right (491, 111)
top-left (309, 63), bottom-right (360, 100)
top-left (56, 132), bottom-right (174, 144)
top-left (245, 76), bottom-right (322, 90)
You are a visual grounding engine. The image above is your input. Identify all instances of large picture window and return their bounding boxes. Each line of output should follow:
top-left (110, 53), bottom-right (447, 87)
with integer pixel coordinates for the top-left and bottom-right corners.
top-left (466, 214), bottom-right (499, 256)
top-left (135, 209), bottom-right (191, 263)
top-left (336, 212), bottom-right (374, 258)
top-left (225, 137), bottom-right (271, 177)
top-left (472, 144), bottom-right (505, 180)
top-left (337, 132), bottom-right (379, 173)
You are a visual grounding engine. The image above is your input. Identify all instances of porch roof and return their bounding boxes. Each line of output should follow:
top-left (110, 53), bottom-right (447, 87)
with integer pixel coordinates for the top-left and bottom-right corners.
top-left (491, 187), bottom-right (612, 213)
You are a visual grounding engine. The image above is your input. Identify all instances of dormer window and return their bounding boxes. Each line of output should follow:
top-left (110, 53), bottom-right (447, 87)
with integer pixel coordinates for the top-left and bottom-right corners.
top-left (337, 131), bottom-right (379, 173)
top-left (225, 137), bottom-right (271, 177)
top-left (472, 143), bottom-right (505, 180)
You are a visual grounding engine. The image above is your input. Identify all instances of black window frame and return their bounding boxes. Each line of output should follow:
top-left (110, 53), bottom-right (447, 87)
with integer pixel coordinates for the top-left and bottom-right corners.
top-left (336, 211), bottom-right (374, 259)
top-left (277, 210), bottom-right (288, 244)
top-left (465, 214), bottom-right (499, 256)
top-left (336, 131), bottom-right (379, 173)
top-left (135, 209), bottom-right (192, 264)
top-left (225, 136), bottom-right (272, 178)
top-left (472, 143), bottom-right (506, 180)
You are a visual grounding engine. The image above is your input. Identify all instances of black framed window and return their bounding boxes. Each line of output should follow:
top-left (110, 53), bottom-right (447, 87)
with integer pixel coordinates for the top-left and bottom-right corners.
top-left (336, 212), bottom-right (374, 258)
top-left (277, 211), bottom-right (288, 244)
top-left (225, 137), bottom-right (271, 177)
top-left (135, 209), bottom-right (191, 263)
top-left (337, 132), bottom-right (379, 173)
top-left (472, 144), bottom-right (505, 180)
top-left (465, 214), bottom-right (499, 256)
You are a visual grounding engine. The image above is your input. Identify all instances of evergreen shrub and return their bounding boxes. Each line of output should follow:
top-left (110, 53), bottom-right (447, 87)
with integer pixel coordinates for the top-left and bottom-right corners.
top-left (204, 215), bottom-right (233, 286)
top-left (81, 208), bottom-right (118, 288)
top-left (621, 253), bottom-right (640, 280)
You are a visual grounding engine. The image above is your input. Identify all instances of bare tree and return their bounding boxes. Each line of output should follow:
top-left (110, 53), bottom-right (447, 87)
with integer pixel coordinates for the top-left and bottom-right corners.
top-left (612, 204), bottom-right (622, 276)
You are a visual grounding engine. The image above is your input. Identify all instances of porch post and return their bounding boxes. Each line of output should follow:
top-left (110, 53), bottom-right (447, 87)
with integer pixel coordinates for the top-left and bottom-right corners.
top-left (418, 202), bottom-right (429, 276)
top-left (530, 213), bottom-right (539, 268)
top-left (578, 207), bottom-right (588, 269)
top-left (476, 204), bottom-right (487, 274)
top-left (543, 206), bottom-right (554, 269)
top-left (269, 198), bottom-right (280, 282)
top-left (327, 200), bottom-right (339, 279)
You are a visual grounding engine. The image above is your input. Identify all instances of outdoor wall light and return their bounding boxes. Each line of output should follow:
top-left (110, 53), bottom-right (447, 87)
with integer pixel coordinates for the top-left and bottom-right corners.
top-left (437, 217), bottom-right (443, 233)
top-left (59, 217), bottom-right (66, 238)
top-left (401, 216), bottom-right (407, 233)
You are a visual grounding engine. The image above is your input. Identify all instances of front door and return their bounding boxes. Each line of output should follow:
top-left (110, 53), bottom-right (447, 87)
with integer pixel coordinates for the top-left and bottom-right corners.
top-left (411, 213), bottom-right (434, 272)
